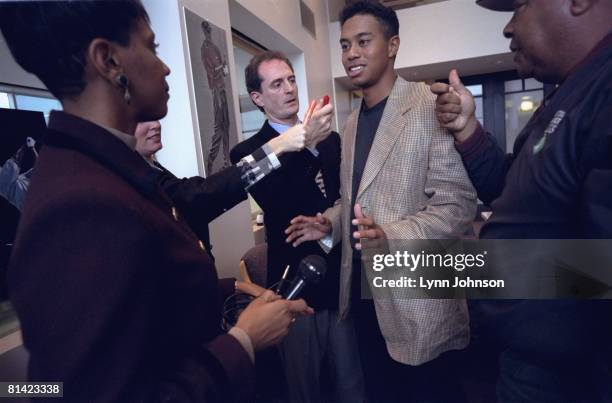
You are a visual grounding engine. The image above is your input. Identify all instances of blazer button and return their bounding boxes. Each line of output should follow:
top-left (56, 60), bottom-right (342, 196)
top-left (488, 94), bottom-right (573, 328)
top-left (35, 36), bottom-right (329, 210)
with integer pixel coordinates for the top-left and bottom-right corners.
top-left (198, 240), bottom-right (206, 252)
top-left (171, 206), bottom-right (179, 221)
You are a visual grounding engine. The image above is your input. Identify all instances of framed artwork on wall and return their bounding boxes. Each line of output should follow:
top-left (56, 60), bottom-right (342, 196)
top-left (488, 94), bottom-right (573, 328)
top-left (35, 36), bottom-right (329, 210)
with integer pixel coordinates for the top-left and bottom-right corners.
top-left (183, 7), bottom-right (239, 176)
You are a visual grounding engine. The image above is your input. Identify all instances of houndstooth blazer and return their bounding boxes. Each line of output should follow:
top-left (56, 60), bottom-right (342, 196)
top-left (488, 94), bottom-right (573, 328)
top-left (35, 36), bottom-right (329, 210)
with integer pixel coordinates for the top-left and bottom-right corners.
top-left (324, 77), bottom-right (477, 365)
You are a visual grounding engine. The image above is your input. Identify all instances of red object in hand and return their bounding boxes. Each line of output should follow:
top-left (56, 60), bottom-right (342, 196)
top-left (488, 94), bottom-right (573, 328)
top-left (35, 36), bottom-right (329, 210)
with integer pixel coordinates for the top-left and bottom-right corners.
top-left (303, 100), bottom-right (316, 125)
top-left (303, 95), bottom-right (329, 125)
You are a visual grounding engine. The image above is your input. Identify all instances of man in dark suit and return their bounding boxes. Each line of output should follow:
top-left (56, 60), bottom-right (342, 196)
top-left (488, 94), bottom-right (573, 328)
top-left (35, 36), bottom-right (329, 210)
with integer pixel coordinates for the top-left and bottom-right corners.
top-left (230, 51), bottom-right (363, 403)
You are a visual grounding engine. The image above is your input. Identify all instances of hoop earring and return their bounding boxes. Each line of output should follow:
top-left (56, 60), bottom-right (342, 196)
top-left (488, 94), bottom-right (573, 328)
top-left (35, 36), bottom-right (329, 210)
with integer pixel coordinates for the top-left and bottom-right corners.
top-left (115, 74), bottom-right (131, 104)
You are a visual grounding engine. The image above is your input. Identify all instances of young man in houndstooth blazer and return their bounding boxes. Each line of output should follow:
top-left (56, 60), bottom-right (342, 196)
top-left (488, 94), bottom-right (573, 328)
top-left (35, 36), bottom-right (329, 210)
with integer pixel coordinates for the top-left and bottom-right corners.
top-left (287, 2), bottom-right (477, 402)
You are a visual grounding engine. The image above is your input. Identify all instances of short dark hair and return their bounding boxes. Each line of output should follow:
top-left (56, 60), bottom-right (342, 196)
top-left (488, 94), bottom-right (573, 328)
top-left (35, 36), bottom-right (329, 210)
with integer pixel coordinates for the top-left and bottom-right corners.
top-left (0, 0), bottom-right (149, 100)
top-left (245, 51), bottom-right (294, 112)
top-left (339, 0), bottom-right (399, 39)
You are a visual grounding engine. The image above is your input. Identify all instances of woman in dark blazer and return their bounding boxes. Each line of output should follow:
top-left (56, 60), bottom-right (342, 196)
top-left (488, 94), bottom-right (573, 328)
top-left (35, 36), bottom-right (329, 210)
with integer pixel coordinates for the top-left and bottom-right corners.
top-left (0, 1), bottom-right (333, 401)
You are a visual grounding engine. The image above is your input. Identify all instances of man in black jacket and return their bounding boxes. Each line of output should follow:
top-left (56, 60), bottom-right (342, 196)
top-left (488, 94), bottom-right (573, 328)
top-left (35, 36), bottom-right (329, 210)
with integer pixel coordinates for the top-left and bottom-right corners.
top-left (432, 0), bottom-right (612, 401)
top-left (230, 51), bottom-right (363, 403)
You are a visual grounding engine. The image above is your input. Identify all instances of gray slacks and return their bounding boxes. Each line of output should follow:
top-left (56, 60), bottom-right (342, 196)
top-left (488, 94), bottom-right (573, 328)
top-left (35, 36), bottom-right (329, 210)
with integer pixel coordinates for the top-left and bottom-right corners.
top-left (278, 309), bottom-right (365, 403)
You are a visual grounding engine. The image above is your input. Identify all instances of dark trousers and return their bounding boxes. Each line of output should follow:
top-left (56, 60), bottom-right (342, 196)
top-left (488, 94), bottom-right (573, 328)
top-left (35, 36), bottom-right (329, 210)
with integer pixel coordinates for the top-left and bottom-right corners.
top-left (352, 300), bottom-right (466, 403)
top-left (469, 300), bottom-right (612, 403)
top-left (497, 349), bottom-right (611, 403)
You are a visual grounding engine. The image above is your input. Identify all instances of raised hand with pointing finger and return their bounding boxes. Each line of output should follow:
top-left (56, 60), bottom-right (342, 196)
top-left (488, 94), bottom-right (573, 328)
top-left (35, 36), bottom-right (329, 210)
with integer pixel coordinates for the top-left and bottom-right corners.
top-left (430, 69), bottom-right (479, 143)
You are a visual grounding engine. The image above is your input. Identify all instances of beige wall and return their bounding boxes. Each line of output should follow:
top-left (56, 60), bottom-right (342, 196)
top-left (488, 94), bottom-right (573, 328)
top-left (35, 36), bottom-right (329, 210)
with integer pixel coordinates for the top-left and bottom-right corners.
top-left (0, 33), bottom-right (44, 89)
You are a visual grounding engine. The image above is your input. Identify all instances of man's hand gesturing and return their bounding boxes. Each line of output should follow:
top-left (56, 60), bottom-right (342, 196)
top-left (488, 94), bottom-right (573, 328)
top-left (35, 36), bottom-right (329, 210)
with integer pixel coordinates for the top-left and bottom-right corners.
top-left (430, 69), bottom-right (479, 143)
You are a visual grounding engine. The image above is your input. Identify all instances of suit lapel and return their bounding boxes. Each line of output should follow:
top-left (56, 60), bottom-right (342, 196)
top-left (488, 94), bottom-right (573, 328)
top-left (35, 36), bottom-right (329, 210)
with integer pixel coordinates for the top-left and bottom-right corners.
top-left (259, 120), bottom-right (279, 144)
top-left (356, 77), bottom-right (415, 200)
top-left (342, 110), bottom-right (359, 203)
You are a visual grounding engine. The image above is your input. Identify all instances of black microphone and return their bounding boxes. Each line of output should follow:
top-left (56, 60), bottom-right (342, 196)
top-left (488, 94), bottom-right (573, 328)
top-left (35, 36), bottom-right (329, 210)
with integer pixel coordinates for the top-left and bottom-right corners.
top-left (282, 255), bottom-right (327, 300)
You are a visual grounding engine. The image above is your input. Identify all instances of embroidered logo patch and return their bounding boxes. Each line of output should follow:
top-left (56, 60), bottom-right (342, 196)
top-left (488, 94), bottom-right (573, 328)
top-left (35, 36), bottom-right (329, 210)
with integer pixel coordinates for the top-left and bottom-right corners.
top-left (533, 110), bottom-right (566, 154)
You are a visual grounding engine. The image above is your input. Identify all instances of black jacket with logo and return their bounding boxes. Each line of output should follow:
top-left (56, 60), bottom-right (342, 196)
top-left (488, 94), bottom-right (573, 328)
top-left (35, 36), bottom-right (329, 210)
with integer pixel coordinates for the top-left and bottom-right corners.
top-left (455, 34), bottom-right (612, 389)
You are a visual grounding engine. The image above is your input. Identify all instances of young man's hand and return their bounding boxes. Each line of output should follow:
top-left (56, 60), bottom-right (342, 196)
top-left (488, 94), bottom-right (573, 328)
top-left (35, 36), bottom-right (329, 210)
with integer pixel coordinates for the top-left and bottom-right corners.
top-left (352, 204), bottom-right (386, 250)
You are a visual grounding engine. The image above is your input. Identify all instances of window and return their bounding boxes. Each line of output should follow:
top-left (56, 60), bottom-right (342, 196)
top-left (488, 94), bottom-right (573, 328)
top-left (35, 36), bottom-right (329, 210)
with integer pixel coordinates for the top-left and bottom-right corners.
top-left (0, 93), bottom-right (11, 109)
top-left (232, 31), bottom-right (266, 142)
top-left (1, 86), bottom-right (59, 331)
top-left (503, 78), bottom-right (544, 151)
top-left (233, 42), bottom-right (266, 141)
top-left (459, 72), bottom-right (550, 153)
top-left (15, 95), bottom-right (61, 122)
top-left (466, 84), bottom-right (484, 126)
top-left (0, 86), bottom-right (61, 123)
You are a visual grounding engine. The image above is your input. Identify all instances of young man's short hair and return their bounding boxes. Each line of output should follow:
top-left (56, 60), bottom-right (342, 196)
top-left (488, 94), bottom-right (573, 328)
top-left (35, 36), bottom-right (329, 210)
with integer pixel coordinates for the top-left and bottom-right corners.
top-left (339, 0), bottom-right (399, 39)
